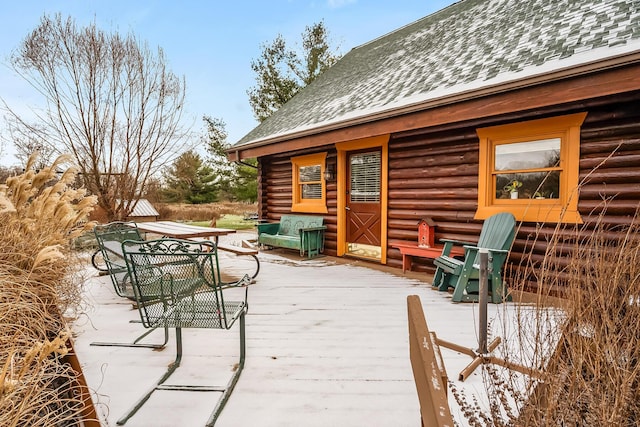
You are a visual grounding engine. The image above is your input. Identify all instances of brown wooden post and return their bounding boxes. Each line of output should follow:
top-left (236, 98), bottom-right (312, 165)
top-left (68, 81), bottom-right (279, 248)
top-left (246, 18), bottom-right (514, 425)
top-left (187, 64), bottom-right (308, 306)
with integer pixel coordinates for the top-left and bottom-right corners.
top-left (407, 295), bottom-right (454, 427)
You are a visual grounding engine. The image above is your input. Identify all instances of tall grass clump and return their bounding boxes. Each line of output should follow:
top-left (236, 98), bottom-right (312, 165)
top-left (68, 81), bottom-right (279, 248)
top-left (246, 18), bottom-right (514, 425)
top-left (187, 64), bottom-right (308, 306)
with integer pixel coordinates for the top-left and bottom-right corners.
top-left (0, 154), bottom-right (97, 427)
top-left (453, 209), bottom-right (640, 426)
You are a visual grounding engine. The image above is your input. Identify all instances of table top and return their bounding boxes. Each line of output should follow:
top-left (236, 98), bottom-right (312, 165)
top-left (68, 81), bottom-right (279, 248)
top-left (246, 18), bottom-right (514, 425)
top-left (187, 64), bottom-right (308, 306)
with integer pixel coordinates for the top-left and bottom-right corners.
top-left (134, 221), bottom-right (236, 239)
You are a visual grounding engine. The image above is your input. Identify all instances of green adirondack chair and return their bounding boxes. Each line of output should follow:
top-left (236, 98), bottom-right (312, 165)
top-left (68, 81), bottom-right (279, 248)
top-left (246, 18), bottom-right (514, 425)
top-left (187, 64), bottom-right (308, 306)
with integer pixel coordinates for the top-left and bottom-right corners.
top-left (432, 212), bottom-right (516, 303)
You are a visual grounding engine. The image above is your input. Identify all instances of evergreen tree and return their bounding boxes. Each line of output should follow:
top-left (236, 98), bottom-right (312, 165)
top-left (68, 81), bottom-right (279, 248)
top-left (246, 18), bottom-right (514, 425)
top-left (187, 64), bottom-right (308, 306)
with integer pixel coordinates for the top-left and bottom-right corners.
top-left (162, 150), bottom-right (218, 204)
top-left (234, 159), bottom-right (258, 203)
top-left (203, 116), bottom-right (257, 202)
top-left (247, 20), bottom-right (341, 122)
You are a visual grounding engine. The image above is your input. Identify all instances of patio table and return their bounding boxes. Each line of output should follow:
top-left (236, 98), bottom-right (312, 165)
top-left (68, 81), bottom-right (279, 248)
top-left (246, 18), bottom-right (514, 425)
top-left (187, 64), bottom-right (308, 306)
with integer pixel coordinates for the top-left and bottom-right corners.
top-left (134, 221), bottom-right (236, 244)
top-left (132, 221), bottom-right (260, 279)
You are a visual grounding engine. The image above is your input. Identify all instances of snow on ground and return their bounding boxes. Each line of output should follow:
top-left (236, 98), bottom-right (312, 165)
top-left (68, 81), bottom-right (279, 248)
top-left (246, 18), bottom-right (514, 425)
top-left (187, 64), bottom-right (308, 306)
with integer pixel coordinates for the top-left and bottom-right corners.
top-left (73, 231), bottom-right (521, 427)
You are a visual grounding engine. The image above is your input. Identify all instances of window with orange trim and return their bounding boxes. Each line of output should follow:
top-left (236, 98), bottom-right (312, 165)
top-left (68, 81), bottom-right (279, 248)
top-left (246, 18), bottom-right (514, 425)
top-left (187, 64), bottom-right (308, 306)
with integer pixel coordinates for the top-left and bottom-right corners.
top-left (475, 113), bottom-right (586, 223)
top-left (291, 153), bottom-right (328, 213)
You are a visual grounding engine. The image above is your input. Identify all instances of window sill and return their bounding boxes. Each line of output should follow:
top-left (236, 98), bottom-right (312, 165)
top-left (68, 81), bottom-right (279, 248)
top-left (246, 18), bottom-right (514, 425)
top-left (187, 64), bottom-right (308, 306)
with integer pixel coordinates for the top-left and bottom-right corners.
top-left (475, 204), bottom-right (582, 224)
top-left (292, 203), bottom-right (328, 214)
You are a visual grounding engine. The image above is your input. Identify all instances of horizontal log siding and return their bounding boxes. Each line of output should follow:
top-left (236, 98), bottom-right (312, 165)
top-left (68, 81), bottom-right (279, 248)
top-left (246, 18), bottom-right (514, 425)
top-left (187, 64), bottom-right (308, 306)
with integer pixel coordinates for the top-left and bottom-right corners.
top-left (255, 91), bottom-right (640, 294)
top-left (387, 127), bottom-right (481, 271)
top-left (258, 148), bottom-right (339, 255)
top-left (386, 94), bottom-right (640, 295)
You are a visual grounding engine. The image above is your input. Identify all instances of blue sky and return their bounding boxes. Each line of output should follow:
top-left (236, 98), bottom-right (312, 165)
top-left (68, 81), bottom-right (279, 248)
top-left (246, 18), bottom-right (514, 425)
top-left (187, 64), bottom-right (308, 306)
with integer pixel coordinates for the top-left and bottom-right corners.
top-left (0, 0), bottom-right (457, 167)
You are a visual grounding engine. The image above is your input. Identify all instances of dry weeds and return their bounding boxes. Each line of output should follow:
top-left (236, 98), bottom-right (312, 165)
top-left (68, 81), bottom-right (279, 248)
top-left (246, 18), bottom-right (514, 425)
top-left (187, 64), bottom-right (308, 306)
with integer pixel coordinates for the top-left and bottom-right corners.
top-left (452, 209), bottom-right (640, 426)
top-left (0, 154), bottom-right (97, 427)
top-left (155, 201), bottom-right (257, 223)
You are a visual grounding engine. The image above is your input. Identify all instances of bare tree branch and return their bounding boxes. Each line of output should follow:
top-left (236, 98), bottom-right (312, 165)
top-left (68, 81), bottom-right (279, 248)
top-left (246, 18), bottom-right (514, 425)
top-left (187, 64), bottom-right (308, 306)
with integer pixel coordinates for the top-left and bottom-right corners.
top-left (6, 14), bottom-right (189, 220)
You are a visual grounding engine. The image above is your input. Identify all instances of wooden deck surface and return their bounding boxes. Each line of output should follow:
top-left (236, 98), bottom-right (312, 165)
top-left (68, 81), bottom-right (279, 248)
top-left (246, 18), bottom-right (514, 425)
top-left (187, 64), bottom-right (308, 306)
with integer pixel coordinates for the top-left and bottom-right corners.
top-left (73, 232), bottom-right (506, 427)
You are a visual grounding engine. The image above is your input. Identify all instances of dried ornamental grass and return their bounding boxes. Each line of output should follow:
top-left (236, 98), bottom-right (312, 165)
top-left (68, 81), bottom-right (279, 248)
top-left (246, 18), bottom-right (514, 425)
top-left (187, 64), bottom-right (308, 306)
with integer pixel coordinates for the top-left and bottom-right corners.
top-left (0, 153), bottom-right (97, 426)
top-left (518, 214), bottom-right (640, 426)
top-left (453, 210), bottom-right (640, 426)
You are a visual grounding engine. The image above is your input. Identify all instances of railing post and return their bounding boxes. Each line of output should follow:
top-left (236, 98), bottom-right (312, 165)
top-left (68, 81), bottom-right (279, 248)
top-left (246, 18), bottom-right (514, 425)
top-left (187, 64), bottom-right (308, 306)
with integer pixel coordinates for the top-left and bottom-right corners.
top-left (478, 248), bottom-right (488, 354)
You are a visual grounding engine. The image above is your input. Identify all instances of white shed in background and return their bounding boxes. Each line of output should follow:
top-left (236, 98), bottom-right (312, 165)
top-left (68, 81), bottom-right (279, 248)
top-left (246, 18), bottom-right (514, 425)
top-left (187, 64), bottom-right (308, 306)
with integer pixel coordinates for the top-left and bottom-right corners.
top-left (126, 199), bottom-right (159, 222)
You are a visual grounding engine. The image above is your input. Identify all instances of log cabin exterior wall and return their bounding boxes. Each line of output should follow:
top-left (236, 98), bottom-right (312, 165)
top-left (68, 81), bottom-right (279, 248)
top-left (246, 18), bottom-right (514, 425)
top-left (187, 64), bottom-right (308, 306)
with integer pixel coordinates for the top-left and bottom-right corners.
top-left (386, 92), bottom-right (640, 278)
top-left (259, 148), bottom-right (339, 254)
top-left (257, 91), bottom-right (640, 293)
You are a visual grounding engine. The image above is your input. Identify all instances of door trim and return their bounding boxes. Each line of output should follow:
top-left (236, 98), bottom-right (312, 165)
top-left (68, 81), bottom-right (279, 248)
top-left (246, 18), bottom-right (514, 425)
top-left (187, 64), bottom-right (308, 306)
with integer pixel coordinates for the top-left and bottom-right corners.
top-left (336, 135), bottom-right (389, 263)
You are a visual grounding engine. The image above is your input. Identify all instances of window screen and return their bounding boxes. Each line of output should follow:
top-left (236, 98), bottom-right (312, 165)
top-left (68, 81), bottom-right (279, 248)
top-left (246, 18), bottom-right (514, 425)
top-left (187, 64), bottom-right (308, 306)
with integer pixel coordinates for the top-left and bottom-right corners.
top-left (299, 165), bottom-right (322, 199)
top-left (350, 151), bottom-right (381, 203)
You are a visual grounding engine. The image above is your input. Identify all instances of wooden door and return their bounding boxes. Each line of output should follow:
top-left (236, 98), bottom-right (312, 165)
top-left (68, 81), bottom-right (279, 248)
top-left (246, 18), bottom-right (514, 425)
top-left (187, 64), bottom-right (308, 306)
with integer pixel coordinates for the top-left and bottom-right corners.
top-left (346, 150), bottom-right (382, 249)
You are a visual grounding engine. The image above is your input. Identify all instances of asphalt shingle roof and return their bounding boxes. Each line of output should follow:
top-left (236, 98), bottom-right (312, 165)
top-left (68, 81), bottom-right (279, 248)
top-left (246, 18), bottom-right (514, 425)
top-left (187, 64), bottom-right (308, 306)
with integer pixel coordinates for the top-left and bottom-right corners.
top-left (235, 0), bottom-right (640, 148)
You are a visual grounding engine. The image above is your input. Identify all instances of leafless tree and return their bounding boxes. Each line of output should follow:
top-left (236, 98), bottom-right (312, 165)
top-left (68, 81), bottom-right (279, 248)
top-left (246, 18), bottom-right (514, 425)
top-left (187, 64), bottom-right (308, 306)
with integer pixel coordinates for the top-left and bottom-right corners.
top-left (0, 165), bottom-right (22, 184)
top-left (6, 14), bottom-right (188, 220)
top-left (4, 118), bottom-right (55, 170)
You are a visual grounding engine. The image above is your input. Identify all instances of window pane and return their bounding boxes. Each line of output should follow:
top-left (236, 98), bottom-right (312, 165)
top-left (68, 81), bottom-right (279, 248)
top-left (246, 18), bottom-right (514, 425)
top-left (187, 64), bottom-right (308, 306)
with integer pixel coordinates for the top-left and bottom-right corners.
top-left (495, 138), bottom-right (561, 171)
top-left (496, 171), bottom-right (560, 200)
top-left (299, 165), bottom-right (321, 182)
top-left (302, 183), bottom-right (322, 199)
top-left (350, 151), bottom-right (381, 203)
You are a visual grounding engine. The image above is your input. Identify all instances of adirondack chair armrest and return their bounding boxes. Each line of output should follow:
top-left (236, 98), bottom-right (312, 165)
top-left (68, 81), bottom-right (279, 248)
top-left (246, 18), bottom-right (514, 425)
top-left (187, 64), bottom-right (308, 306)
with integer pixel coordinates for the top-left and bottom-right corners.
top-left (440, 238), bottom-right (476, 246)
top-left (439, 238), bottom-right (476, 257)
top-left (462, 245), bottom-right (509, 253)
top-left (487, 248), bottom-right (509, 254)
top-left (462, 245), bottom-right (509, 254)
top-left (470, 247), bottom-right (510, 258)
top-left (464, 246), bottom-right (510, 270)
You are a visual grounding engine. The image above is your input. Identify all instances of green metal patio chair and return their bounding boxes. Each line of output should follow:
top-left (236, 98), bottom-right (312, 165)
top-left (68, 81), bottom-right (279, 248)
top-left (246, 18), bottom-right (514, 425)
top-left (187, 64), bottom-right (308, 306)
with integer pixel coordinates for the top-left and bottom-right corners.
top-left (432, 212), bottom-right (516, 303)
top-left (117, 238), bottom-right (251, 427)
top-left (92, 221), bottom-right (143, 298)
top-left (91, 221), bottom-right (170, 349)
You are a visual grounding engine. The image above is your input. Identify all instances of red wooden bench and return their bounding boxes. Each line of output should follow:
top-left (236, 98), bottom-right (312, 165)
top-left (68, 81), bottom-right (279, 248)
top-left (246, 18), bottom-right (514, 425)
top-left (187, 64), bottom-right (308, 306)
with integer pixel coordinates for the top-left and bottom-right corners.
top-left (391, 218), bottom-right (464, 273)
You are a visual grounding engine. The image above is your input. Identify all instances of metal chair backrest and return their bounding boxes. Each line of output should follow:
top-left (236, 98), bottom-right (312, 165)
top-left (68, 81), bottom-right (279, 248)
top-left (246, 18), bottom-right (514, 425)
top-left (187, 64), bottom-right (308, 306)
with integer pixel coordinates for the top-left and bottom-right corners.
top-left (93, 221), bottom-right (143, 298)
top-left (121, 238), bottom-right (247, 330)
top-left (116, 238), bottom-right (250, 426)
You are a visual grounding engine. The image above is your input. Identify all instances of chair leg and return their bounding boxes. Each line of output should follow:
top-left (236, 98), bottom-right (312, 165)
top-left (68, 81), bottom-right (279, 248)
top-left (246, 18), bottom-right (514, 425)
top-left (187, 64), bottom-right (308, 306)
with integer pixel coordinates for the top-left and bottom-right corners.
top-left (432, 266), bottom-right (443, 289)
top-left (90, 324), bottom-right (169, 349)
top-left (437, 271), bottom-right (455, 292)
top-left (451, 273), bottom-right (470, 303)
top-left (116, 327), bottom-right (184, 426)
top-left (205, 312), bottom-right (246, 427)
top-left (249, 254), bottom-right (260, 279)
top-left (91, 249), bottom-right (110, 272)
top-left (490, 274), bottom-right (505, 304)
top-left (117, 316), bottom-right (246, 426)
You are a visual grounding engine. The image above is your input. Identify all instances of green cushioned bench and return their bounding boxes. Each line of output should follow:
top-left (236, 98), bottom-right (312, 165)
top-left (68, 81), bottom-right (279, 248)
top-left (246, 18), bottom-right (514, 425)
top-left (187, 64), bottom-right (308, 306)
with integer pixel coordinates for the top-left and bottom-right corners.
top-left (257, 214), bottom-right (326, 258)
